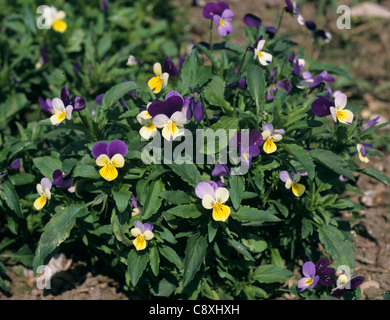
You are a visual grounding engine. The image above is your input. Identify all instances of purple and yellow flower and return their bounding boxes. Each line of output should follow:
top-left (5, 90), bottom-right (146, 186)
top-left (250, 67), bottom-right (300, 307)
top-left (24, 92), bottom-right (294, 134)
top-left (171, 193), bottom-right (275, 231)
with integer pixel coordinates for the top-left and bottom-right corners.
top-left (195, 181), bottom-right (230, 222)
top-left (213, 9), bottom-right (234, 36)
top-left (91, 140), bottom-right (128, 181)
top-left (280, 170), bottom-right (305, 197)
top-left (33, 178), bottom-right (52, 210)
top-left (148, 91), bottom-right (187, 141)
top-left (331, 272), bottom-right (365, 298)
top-left (130, 193), bottom-right (143, 217)
top-left (229, 129), bottom-right (263, 169)
top-left (147, 57), bottom-right (178, 94)
top-left (254, 36), bottom-right (272, 66)
top-left (202, 1), bottom-right (229, 20)
top-left (47, 6), bottom-right (67, 33)
top-left (330, 93), bottom-right (354, 125)
top-left (285, 0), bottom-right (305, 25)
top-left (357, 143), bottom-right (374, 163)
top-left (131, 221), bottom-right (154, 251)
top-left (50, 97), bottom-right (73, 126)
top-left (53, 169), bottom-right (74, 192)
top-left (261, 123), bottom-right (284, 154)
top-left (136, 103), bottom-right (157, 141)
top-left (297, 261), bottom-right (320, 292)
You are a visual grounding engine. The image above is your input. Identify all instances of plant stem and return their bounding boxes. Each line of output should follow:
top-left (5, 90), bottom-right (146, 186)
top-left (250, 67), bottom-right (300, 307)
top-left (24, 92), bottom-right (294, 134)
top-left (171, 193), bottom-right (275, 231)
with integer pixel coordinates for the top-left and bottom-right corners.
top-left (274, 8), bottom-right (285, 39)
top-left (209, 19), bottom-right (214, 53)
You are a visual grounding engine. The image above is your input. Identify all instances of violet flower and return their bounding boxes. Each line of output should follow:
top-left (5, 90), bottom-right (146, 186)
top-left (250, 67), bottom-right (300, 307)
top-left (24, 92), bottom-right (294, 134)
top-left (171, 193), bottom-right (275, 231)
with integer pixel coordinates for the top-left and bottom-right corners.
top-left (213, 9), bottom-right (234, 36)
top-left (212, 163), bottom-right (231, 187)
top-left (183, 86), bottom-right (204, 123)
top-left (357, 143), bottom-right (374, 163)
top-left (305, 20), bottom-right (332, 44)
top-left (243, 13), bottom-right (262, 29)
top-left (202, 1), bottom-right (229, 20)
top-left (229, 129), bottom-right (263, 169)
top-left (284, 0), bottom-right (305, 25)
top-left (331, 273), bottom-right (365, 298)
top-left (52, 169), bottom-right (74, 191)
top-left (130, 193), bottom-right (142, 217)
top-left (363, 116), bottom-right (380, 130)
top-left (10, 158), bottom-right (21, 170)
top-left (311, 96), bottom-right (334, 118)
top-left (297, 261), bottom-right (320, 292)
top-left (315, 258), bottom-right (336, 287)
top-left (266, 67), bottom-right (292, 101)
top-left (297, 70), bottom-right (335, 90)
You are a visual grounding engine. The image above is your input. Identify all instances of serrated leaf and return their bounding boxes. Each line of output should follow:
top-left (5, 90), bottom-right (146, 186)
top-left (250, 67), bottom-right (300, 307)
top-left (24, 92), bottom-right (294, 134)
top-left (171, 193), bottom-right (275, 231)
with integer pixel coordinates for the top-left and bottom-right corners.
top-left (32, 156), bottom-right (62, 179)
top-left (159, 190), bottom-right (194, 205)
top-left (166, 163), bottom-right (201, 187)
top-left (142, 179), bottom-right (164, 219)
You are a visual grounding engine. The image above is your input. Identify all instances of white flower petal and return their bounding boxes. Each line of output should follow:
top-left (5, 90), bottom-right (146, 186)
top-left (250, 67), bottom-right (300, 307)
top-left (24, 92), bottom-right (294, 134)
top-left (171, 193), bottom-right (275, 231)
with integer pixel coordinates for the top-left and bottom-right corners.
top-left (171, 111), bottom-right (187, 126)
top-left (335, 93), bottom-right (347, 110)
top-left (52, 98), bottom-right (65, 114)
top-left (153, 62), bottom-right (162, 77)
top-left (215, 187), bottom-right (229, 204)
top-left (202, 194), bottom-right (215, 209)
top-left (152, 114), bottom-right (169, 128)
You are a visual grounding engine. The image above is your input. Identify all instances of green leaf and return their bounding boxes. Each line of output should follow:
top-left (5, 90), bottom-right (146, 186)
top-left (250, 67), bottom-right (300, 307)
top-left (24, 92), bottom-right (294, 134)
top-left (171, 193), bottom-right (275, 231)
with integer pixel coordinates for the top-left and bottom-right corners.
top-left (32, 156), bottom-right (62, 178)
top-left (360, 168), bottom-right (390, 187)
top-left (112, 186), bottom-right (131, 213)
top-left (227, 238), bottom-right (255, 261)
top-left (166, 163), bottom-right (201, 187)
top-left (183, 235), bottom-right (207, 288)
top-left (151, 278), bottom-right (177, 297)
top-left (309, 61), bottom-right (352, 80)
top-left (159, 245), bottom-right (183, 269)
top-left (284, 144), bottom-right (316, 179)
top-left (166, 204), bottom-right (202, 219)
top-left (9, 173), bottom-right (35, 186)
top-left (252, 265), bottom-right (294, 283)
top-left (142, 179), bottom-right (164, 219)
top-left (310, 149), bottom-right (355, 181)
top-left (102, 81), bottom-right (142, 109)
top-left (149, 246), bottom-right (160, 277)
top-left (318, 225), bottom-right (355, 269)
top-left (231, 206), bottom-right (280, 223)
top-left (0, 180), bottom-right (23, 218)
top-left (112, 209), bottom-right (132, 246)
top-left (246, 64), bottom-right (266, 109)
top-left (127, 250), bottom-right (149, 286)
top-left (159, 190), bottom-right (194, 205)
top-left (242, 235), bottom-right (268, 253)
top-left (301, 218), bottom-right (313, 239)
top-left (229, 175), bottom-right (245, 210)
top-left (97, 33), bottom-right (112, 59)
top-left (32, 205), bottom-right (85, 271)
top-left (73, 165), bottom-right (100, 179)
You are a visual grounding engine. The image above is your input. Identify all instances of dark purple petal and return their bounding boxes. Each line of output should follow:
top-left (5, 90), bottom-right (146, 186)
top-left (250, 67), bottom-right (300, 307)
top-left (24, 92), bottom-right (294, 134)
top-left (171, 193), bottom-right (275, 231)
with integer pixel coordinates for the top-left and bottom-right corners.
top-left (293, 59), bottom-right (303, 76)
top-left (362, 143), bottom-right (374, 149)
top-left (360, 144), bottom-right (367, 157)
top-left (249, 129), bottom-right (263, 146)
top-left (350, 276), bottom-right (365, 289)
top-left (107, 140), bottom-right (128, 158)
top-left (212, 163), bottom-right (231, 178)
top-left (203, 2), bottom-right (219, 19)
top-left (363, 116), bottom-right (380, 130)
top-left (270, 66), bottom-right (278, 78)
top-left (73, 63), bottom-right (81, 74)
top-left (238, 77), bottom-right (247, 89)
top-left (330, 288), bottom-right (349, 298)
top-left (248, 145), bottom-right (260, 157)
top-left (318, 268), bottom-right (336, 286)
top-left (243, 13), bottom-right (262, 28)
top-left (266, 26), bottom-right (277, 39)
top-left (101, 0), bottom-right (109, 12)
top-left (144, 222), bottom-right (154, 232)
top-left (164, 95), bottom-right (184, 118)
top-left (91, 141), bottom-right (108, 158)
top-left (41, 44), bottom-right (50, 63)
top-left (69, 95), bottom-right (86, 111)
top-left (216, 181), bottom-right (226, 187)
top-left (311, 96), bottom-right (334, 117)
top-left (39, 97), bottom-right (53, 114)
top-left (162, 56), bottom-right (178, 78)
top-left (192, 100), bottom-right (204, 122)
top-left (61, 87), bottom-right (70, 106)
top-left (315, 258), bottom-right (332, 272)
top-left (53, 169), bottom-right (74, 190)
top-left (147, 99), bottom-right (166, 117)
top-left (10, 158), bottom-right (21, 170)
top-left (285, 0), bottom-right (294, 13)
top-left (95, 94), bottom-right (105, 106)
top-left (305, 20), bottom-right (317, 31)
top-left (130, 193), bottom-right (139, 208)
top-left (253, 35), bottom-right (263, 52)
top-left (310, 75), bottom-right (324, 88)
top-left (277, 79), bottom-right (293, 95)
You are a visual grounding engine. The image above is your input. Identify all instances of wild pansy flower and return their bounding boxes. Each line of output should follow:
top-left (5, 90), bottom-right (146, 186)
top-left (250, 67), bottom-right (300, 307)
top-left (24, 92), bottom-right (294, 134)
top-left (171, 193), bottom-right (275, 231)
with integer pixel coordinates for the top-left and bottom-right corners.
top-left (311, 96), bottom-right (334, 118)
top-left (50, 97), bottom-right (73, 126)
top-left (137, 103), bottom-right (157, 140)
top-left (182, 86), bottom-right (204, 123)
top-left (280, 170), bottom-right (305, 197)
top-left (266, 67), bottom-right (292, 101)
top-left (195, 181), bottom-right (230, 222)
top-left (363, 116), bottom-right (380, 130)
top-left (33, 178), bottom-right (52, 211)
top-left (202, 1), bottom-right (229, 20)
top-left (284, 0), bottom-right (305, 25)
top-left (91, 140), bottom-right (128, 181)
top-left (126, 55), bottom-right (137, 67)
top-left (331, 272), bottom-right (365, 298)
top-left (243, 14), bottom-right (276, 39)
top-left (229, 129), bottom-right (263, 169)
top-left (148, 91), bottom-right (187, 142)
top-left (297, 70), bottom-right (335, 90)
top-left (147, 57), bottom-right (178, 94)
top-left (297, 261), bottom-right (320, 292)
top-left (261, 123), bottom-right (285, 154)
top-left (305, 20), bottom-right (332, 44)
top-left (213, 9), bottom-right (234, 36)
top-left (330, 93), bottom-right (354, 125)
top-left (357, 143), bottom-right (374, 163)
top-left (131, 221), bottom-right (154, 251)
top-left (253, 36), bottom-right (272, 66)
top-left (46, 6), bottom-right (67, 33)
top-left (52, 169), bottom-right (74, 192)
top-left (130, 193), bottom-right (143, 217)
top-left (315, 258), bottom-right (336, 286)
top-left (212, 163), bottom-right (231, 187)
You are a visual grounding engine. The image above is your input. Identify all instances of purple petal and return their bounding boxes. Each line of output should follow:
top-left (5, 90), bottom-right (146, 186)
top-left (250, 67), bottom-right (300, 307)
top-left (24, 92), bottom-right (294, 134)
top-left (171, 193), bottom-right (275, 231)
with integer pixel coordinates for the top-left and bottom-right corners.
top-left (69, 96), bottom-right (86, 111)
top-left (95, 94), bottom-right (105, 106)
top-left (212, 163), bottom-right (231, 178)
top-left (61, 87), bottom-right (69, 106)
top-left (363, 116), bottom-right (380, 130)
top-left (238, 78), bottom-right (247, 89)
top-left (107, 140), bottom-right (128, 158)
top-left (318, 268), bottom-right (336, 286)
top-left (130, 193), bottom-right (139, 208)
top-left (221, 9), bottom-right (234, 21)
top-left (297, 277), bottom-right (311, 292)
top-left (273, 129), bottom-right (285, 135)
top-left (279, 171), bottom-right (290, 182)
top-left (249, 129), bottom-right (263, 147)
top-left (285, 0), bottom-right (294, 13)
top-left (311, 275), bottom-right (320, 289)
top-left (350, 276), bottom-right (365, 289)
top-left (277, 79), bottom-right (293, 95)
top-left (195, 181), bottom-right (215, 199)
top-left (216, 1), bottom-right (230, 14)
top-left (293, 60), bottom-right (302, 76)
top-left (266, 88), bottom-right (276, 101)
top-left (305, 20), bottom-right (317, 31)
top-left (330, 288), bottom-right (349, 298)
top-left (315, 258), bottom-right (331, 272)
top-left (266, 26), bottom-right (277, 39)
top-left (134, 221), bottom-right (145, 233)
top-left (39, 97), bottom-right (53, 114)
top-left (144, 222), bottom-right (154, 232)
top-left (362, 143), bottom-right (374, 149)
top-left (162, 57), bottom-right (178, 78)
top-left (360, 144), bottom-right (367, 157)
top-left (262, 123), bottom-right (274, 133)
top-left (165, 95), bottom-right (184, 118)
top-left (147, 99), bottom-right (166, 118)
top-left (302, 261), bottom-right (316, 278)
top-left (53, 169), bottom-right (74, 190)
top-left (310, 75), bottom-right (324, 88)
top-left (311, 96), bottom-right (333, 117)
top-left (166, 91), bottom-right (182, 100)
top-left (91, 141), bottom-right (108, 159)
top-left (10, 158), bottom-right (21, 170)
top-left (192, 100), bottom-right (204, 122)
top-left (203, 3), bottom-right (219, 19)
top-left (208, 180), bottom-right (219, 192)
top-left (248, 145), bottom-right (260, 157)
top-left (243, 13), bottom-right (262, 28)
top-left (40, 177), bottom-right (52, 191)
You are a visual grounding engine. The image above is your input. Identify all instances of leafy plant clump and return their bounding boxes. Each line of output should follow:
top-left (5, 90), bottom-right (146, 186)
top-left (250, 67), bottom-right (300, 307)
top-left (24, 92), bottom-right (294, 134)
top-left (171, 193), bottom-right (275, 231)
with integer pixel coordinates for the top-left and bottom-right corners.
top-left (1, 0), bottom-right (389, 299)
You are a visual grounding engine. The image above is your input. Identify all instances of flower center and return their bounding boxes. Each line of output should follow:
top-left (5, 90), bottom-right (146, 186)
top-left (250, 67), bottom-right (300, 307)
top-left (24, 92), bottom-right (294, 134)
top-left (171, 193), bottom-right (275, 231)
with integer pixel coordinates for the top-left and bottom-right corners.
top-left (257, 51), bottom-right (263, 58)
top-left (219, 19), bottom-right (225, 26)
top-left (305, 278), bottom-right (314, 286)
top-left (242, 153), bottom-right (249, 159)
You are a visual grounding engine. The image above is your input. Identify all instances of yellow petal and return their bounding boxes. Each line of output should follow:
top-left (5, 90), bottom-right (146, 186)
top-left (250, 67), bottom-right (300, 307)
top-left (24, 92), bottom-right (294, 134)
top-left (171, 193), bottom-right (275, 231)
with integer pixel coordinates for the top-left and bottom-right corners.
top-left (133, 236), bottom-right (147, 251)
top-left (99, 164), bottom-right (118, 181)
top-left (336, 109), bottom-right (354, 124)
top-left (263, 138), bottom-right (277, 154)
top-left (111, 154), bottom-right (125, 168)
top-left (34, 196), bottom-right (47, 210)
top-left (161, 121), bottom-right (179, 141)
top-left (50, 112), bottom-right (66, 126)
top-left (53, 20), bottom-right (67, 33)
top-left (212, 203), bottom-right (230, 222)
top-left (291, 182), bottom-right (305, 197)
top-left (139, 123), bottom-right (157, 140)
top-left (358, 152), bottom-right (369, 163)
top-left (148, 76), bottom-right (163, 93)
top-left (96, 154), bottom-right (110, 167)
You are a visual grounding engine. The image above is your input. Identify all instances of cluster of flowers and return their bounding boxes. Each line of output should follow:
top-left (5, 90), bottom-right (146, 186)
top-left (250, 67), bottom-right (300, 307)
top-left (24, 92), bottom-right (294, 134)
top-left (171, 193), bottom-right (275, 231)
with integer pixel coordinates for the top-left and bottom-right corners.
top-left (298, 258), bottom-right (365, 298)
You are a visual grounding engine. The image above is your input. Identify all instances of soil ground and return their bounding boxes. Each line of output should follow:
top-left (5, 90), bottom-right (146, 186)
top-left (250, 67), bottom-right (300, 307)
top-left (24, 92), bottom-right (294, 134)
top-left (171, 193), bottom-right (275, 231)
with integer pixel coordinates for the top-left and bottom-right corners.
top-left (1, 0), bottom-right (389, 300)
